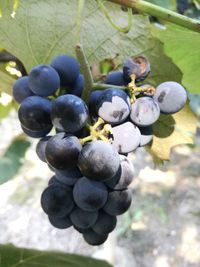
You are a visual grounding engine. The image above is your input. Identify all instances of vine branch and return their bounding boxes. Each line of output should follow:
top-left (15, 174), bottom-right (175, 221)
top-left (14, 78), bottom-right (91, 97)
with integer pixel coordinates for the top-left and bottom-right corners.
top-left (107, 0), bottom-right (200, 33)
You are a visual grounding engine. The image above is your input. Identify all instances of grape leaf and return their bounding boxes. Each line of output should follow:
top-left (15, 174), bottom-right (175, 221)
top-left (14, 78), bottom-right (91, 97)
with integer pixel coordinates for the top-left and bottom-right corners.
top-left (0, 135), bottom-right (31, 185)
top-left (0, 244), bottom-right (112, 267)
top-left (152, 24), bottom-right (200, 94)
top-left (148, 103), bottom-right (197, 160)
top-left (0, 0), bottom-right (181, 87)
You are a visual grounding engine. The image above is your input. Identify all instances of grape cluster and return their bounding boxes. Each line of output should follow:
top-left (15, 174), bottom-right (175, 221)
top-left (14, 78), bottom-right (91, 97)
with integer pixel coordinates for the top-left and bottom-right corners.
top-left (12, 53), bottom-right (187, 246)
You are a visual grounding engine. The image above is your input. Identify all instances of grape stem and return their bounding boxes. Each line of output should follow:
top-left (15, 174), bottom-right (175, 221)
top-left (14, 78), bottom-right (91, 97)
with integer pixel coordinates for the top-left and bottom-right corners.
top-left (107, 0), bottom-right (200, 33)
top-left (80, 117), bottom-right (112, 144)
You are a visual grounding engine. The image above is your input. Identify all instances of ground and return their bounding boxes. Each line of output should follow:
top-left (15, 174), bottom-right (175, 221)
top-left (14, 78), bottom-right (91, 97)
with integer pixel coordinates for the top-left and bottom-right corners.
top-left (0, 111), bottom-right (200, 267)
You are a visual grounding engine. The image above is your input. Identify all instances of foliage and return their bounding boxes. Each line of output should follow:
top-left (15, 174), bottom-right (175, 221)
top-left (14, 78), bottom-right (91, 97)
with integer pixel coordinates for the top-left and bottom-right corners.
top-left (0, 244), bottom-right (112, 267)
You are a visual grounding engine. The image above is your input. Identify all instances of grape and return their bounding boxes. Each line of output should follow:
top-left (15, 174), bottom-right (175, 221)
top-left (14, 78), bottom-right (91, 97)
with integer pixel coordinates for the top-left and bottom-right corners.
top-left (28, 64), bottom-right (60, 96)
top-left (123, 56), bottom-right (151, 83)
top-left (21, 125), bottom-right (52, 138)
top-left (36, 136), bottom-right (52, 162)
top-left (51, 94), bottom-right (88, 133)
top-left (112, 122), bottom-right (141, 153)
top-left (41, 184), bottom-right (74, 217)
top-left (48, 214), bottom-right (72, 229)
top-left (139, 126), bottom-right (153, 146)
top-left (73, 177), bottom-right (108, 212)
top-left (83, 229), bottom-right (108, 246)
top-left (130, 97), bottom-right (160, 126)
top-left (88, 90), bottom-right (102, 120)
top-left (51, 54), bottom-right (80, 87)
top-left (153, 81), bottom-right (187, 114)
top-left (70, 207), bottom-right (98, 229)
top-left (96, 88), bottom-right (131, 125)
top-left (78, 140), bottom-right (120, 181)
top-left (13, 76), bottom-right (34, 103)
top-left (48, 176), bottom-right (60, 186)
top-left (105, 71), bottom-right (126, 86)
top-left (55, 167), bottom-right (82, 186)
top-left (105, 155), bottom-right (134, 190)
top-left (92, 210), bottom-right (117, 235)
top-left (18, 96), bottom-right (52, 131)
top-left (103, 189), bottom-right (132, 216)
top-left (177, 0), bottom-right (189, 14)
top-left (68, 74), bottom-right (84, 97)
top-left (45, 133), bottom-right (82, 170)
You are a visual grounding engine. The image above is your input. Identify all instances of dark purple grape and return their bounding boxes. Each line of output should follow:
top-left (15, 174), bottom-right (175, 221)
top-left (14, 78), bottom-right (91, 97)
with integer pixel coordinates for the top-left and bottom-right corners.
top-left (55, 167), bottom-right (82, 186)
top-left (48, 214), bottom-right (72, 229)
top-left (83, 229), bottom-right (108, 246)
top-left (36, 136), bottom-right (52, 162)
top-left (13, 76), bottom-right (34, 103)
top-left (105, 71), bottom-right (126, 86)
top-left (92, 210), bottom-right (117, 235)
top-left (139, 126), bottom-right (153, 146)
top-left (70, 207), bottom-right (98, 229)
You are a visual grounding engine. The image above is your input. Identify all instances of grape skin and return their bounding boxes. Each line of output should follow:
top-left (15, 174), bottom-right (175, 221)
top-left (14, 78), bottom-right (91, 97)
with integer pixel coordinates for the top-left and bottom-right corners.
top-left (83, 229), bottom-right (108, 246)
top-left (139, 126), bottom-right (153, 146)
top-left (51, 54), bottom-right (80, 87)
top-left (105, 155), bottom-right (134, 190)
top-left (73, 177), bottom-right (108, 212)
top-left (103, 189), bottom-right (132, 216)
top-left (96, 88), bottom-right (131, 125)
top-left (45, 133), bottom-right (82, 170)
top-left (51, 94), bottom-right (88, 133)
top-left (68, 74), bottom-right (84, 97)
top-left (41, 184), bottom-right (74, 217)
top-left (70, 206), bottom-right (98, 229)
top-left (92, 210), bottom-right (117, 235)
top-left (105, 71), bottom-right (126, 86)
top-left (78, 140), bottom-right (120, 181)
top-left (18, 96), bottom-right (52, 132)
top-left (153, 81), bottom-right (187, 114)
top-left (130, 97), bottom-right (160, 126)
top-left (55, 167), bottom-right (82, 186)
top-left (48, 214), bottom-right (72, 229)
top-left (112, 122), bottom-right (141, 153)
top-left (21, 125), bottom-right (52, 139)
top-left (13, 76), bottom-right (34, 103)
top-left (36, 136), bottom-right (52, 162)
top-left (28, 64), bottom-right (60, 97)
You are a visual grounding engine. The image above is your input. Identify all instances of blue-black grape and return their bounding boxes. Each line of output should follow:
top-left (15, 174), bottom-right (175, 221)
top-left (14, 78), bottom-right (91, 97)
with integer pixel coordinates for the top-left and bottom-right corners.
top-left (83, 229), bottom-right (108, 246)
top-left (123, 56), bottom-right (151, 83)
top-left (28, 64), bottom-right (60, 96)
top-left (105, 155), bottom-right (134, 190)
top-left (13, 76), bottom-right (34, 103)
top-left (48, 214), bottom-right (72, 229)
top-left (18, 96), bottom-right (52, 131)
top-left (112, 121), bottom-right (141, 153)
top-left (70, 206), bottom-right (98, 229)
top-left (41, 184), bottom-right (74, 217)
top-left (51, 54), bottom-right (80, 87)
top-left (73, 177), bottom-right (108, 212)
top-left (103, 189), bottom-right (132, 216)
top-left (36, 136), bottom-right (52, 162)
top-left (48, 176), bottom-right (61, 186)
top-left (45, 133), bottom-right (82, 170)
top-left (153, 81), bottom-right (187, 114)
top-left (21, 125), bottom-right (52, 138)
top-left (96, 88), bottom-right (131, 125)
top-left (68, 74), bottom-right (84, 97)
top-left (55, 167), bottom-right (82, 186)
top-left (51, 94), bottom-right (88, 133)
top-left (88, 90), bottom-right (102, 121)
top-left (139, 126), bottom-right (153, 146)
top-left (105, 71), bottom-right (126, 86)
top-left (92, 210), bottom-right (117, 235)
top-left (78, 140), bottom-right (120, 181)
top-left (130, 97), bottom-right (160, 126)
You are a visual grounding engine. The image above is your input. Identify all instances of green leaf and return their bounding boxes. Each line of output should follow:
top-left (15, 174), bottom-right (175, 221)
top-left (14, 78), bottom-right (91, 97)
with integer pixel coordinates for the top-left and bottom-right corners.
top-left (0, 244), bottom-right (112, 267)
top-left (148, 103), bottom-right (197, 160)
top-left (0, 102), bottom-right (13, 120)
top-left (0, 0), bottom-right (181, 87)
top-left (152, 24), bottom-right (200, 94)
top-left (146, 0), bottom-right (176, 10)
top-left (0, 135), bottom-right (31, 184)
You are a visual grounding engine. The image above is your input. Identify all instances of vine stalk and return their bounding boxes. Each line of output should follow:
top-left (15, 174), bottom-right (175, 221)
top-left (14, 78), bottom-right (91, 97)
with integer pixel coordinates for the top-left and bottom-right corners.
top-left (107, 0), bottom-right (200, 33)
